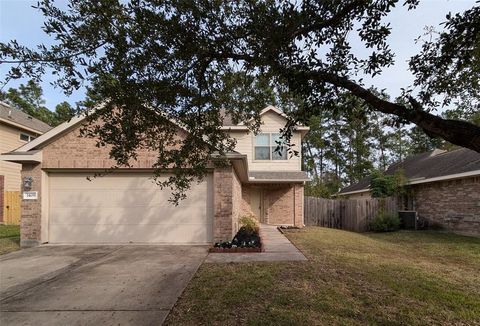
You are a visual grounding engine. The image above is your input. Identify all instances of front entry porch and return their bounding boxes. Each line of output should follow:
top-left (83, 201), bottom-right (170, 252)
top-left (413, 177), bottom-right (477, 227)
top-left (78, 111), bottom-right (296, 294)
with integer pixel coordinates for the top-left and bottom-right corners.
top-left (241, 183), bottom-right (304, 227)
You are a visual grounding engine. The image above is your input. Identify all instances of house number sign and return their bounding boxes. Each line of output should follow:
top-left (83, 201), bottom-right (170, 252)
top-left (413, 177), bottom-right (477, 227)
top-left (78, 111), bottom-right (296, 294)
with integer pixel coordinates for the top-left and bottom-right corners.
top-left (23, 191), bottom-right (38, 200)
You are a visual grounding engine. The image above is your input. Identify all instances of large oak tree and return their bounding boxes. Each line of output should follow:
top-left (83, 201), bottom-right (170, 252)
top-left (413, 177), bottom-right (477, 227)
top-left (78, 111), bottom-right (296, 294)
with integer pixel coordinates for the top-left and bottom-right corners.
top-left (1, 0), bottom-right (479, 199)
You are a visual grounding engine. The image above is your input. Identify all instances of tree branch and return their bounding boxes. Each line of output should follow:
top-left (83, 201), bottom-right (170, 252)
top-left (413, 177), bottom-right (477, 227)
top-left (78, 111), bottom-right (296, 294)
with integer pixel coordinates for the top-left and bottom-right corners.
top-left (0, 42), bottom-right (106, 64)
top-left (303, 70), bottom-right (480, 152)
top-left (291, 0), bottom-right (367, 38)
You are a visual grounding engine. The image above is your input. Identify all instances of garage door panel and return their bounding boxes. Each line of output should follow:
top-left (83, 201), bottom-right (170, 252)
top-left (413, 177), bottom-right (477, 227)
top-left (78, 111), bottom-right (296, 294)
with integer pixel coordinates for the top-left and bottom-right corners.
top-left (50, 174), bottom-right (209, 191)
top-left (50, 186), bottom-right (208, 207)
top-left (48, 173), bottom-right (213, 244)
top-left (50, 190), bottom-right (208, 209)
top-left (50, 174), bottom-right (159, 190)
top-left (49, 206), bottom-right (209, 225)
top-left (50, 189), bottom-right (207, 207)
top-left (49, 223), bottom-right (212, 244)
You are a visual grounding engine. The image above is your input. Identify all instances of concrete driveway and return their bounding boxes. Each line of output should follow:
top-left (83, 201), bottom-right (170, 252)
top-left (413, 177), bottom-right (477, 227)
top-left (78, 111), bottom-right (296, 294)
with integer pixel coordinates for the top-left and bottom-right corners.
top-left (0, 245), bottom-right (208, 326)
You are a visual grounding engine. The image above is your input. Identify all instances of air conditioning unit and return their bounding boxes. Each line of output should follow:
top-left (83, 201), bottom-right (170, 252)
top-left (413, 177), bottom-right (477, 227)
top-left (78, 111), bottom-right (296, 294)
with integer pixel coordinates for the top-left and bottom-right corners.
top-left (398, 211), bottom-right (418, 230)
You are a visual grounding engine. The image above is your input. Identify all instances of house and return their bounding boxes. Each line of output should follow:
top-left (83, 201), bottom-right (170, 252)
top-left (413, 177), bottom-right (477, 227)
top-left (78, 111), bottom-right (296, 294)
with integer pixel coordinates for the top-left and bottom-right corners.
top-left (0, 105), bottom-right (309, 247)
top-left (0, 101), bottom-right (52, 224)
top-left (337, 148), bottom-right (480, 237)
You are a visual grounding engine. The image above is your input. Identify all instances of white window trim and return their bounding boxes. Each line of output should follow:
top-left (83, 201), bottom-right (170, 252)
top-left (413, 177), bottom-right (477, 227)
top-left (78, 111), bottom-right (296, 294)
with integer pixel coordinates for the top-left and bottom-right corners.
top-left (20, 133), bottom-right (36, 142)
top-left (252, 133), bottom-right (289, 162)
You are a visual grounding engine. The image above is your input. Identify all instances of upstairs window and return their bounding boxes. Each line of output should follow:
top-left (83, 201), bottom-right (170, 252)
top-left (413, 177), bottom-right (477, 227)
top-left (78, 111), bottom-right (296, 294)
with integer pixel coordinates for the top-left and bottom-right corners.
top-left (254, 133), bottom-right (287, 160)
top-left (20, 133), bottom-right (35, 142)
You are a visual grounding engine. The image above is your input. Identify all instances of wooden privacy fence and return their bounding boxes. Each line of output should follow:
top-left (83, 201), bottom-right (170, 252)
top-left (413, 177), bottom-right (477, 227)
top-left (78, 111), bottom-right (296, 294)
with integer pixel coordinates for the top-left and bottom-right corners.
top-left (3, 192), bottom-right (21, 225)
top-left (304, 196), bottom-right (398, 232)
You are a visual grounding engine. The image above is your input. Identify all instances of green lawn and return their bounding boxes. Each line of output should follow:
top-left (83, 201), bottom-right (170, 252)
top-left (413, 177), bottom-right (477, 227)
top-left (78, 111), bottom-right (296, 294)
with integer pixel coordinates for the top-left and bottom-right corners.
top-left (166, 227), bottom-right (480, 326)
top-left (0, 224), bottom-right (20, 255)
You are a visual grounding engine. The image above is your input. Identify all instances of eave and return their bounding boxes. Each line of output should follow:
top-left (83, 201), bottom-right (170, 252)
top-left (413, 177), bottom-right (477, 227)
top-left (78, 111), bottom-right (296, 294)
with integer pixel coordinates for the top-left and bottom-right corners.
top-left (247, 178), bottom-right (308, 184)
top-left (336, 169), bottom-right (480, 196)
top-left (0, 150), bottom-right (43, 163)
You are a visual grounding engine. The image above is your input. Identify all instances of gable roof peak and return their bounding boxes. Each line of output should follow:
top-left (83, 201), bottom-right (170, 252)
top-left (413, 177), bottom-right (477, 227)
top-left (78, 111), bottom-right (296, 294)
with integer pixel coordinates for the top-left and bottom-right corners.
top-left (259, 105), bottom-right (287, 118)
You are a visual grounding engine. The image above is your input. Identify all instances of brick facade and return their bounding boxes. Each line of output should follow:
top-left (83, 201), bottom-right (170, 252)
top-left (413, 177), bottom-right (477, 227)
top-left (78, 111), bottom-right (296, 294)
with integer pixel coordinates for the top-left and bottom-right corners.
top-left (240, 183), bottom-right (304, 227)
top-left (413, 176), bottom-right (480, 237)
top-left (18, 122), bottom-right (306, 246)
top-left (213, 166), bottom-right (237, 242)
top-left (42, 125), bottom-right (172, 169)
top-left (20, 163), bottom-right (43, 247)
top-left (294, 183), bottom-right (304, 226)
top-left (265, 184), bottom-right (294, 225)
top-left (240, 186), bottom-right (255, 217)
top-left (232, 170), bottom-right (243, 234)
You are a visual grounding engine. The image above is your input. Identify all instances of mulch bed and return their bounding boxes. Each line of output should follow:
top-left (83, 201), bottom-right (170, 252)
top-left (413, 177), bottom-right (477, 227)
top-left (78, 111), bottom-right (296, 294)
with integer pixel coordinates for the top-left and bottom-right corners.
top-left (209, 246), bottom-right (263, 253)
top-left (209, 226), bottom-right (263, 253)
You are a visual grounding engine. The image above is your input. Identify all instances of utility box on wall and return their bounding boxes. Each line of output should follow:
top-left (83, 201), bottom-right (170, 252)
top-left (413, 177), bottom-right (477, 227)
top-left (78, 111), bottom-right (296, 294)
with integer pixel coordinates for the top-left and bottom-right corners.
top-left (398, 211), bottom-right (418, 230)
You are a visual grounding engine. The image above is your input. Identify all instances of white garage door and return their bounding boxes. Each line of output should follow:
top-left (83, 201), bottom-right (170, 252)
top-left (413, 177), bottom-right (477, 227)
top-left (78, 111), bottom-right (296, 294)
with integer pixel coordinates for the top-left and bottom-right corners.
top-left (48, 173), bottom-right (213, 244)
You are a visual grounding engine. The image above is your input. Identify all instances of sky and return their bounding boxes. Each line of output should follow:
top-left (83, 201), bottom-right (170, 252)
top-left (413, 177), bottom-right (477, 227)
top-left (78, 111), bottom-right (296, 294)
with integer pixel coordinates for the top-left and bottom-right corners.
top-left (0, 0), bottom-right (477, 110)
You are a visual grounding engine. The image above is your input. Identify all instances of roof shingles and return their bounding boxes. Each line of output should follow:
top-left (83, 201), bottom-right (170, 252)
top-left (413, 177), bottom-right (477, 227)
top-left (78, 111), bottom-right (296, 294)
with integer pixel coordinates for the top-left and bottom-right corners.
top-left (0, 101), bottom-right (52, 134)
top-left (339, 148), bottom-right (480, 194)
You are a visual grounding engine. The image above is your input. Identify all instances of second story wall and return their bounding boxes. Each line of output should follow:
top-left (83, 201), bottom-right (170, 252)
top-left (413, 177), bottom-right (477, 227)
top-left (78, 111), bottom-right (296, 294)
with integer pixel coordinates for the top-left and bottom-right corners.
top-left (228, 111), bottom-right (302, 171)
top-left (0, 123), bottom-right (37, 154)
top-left (0, 123), bottom-right (34, 191)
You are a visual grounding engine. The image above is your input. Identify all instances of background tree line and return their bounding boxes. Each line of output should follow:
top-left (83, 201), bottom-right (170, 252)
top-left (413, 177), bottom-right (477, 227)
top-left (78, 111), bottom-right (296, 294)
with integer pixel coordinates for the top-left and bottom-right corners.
top-left (303, 93), bottom-right (480, 198)
top-left (0, 79), bottom-right (75, 126)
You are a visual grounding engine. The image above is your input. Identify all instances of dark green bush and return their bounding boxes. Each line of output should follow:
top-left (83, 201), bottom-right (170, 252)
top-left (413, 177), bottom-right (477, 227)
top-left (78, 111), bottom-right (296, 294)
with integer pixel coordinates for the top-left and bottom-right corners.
top-left (369, 213), bottom-right (401, 232)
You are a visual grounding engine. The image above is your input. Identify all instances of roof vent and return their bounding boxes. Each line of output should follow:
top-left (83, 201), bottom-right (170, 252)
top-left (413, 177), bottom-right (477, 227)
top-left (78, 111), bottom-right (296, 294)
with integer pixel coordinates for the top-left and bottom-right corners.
top-left (27, 116), bottom-right (33, 120)
top-left (8, 109), bottom-right (12, 117)
top-left (430, 149), bottom-right (447, 157)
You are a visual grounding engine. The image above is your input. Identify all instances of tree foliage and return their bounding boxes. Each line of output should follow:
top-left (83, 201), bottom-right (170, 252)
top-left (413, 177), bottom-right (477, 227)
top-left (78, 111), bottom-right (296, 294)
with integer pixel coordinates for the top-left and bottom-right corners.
top-left (1, 80), bottom-right (74, 126)
top-left (370, 170), bottom-right (406, 199)
top-left (1, 0), bottom-right (479, 200)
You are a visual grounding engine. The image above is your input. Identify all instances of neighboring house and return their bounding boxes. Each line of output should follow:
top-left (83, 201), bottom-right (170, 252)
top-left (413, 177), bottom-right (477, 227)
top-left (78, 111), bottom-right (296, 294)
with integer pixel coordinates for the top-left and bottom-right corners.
top-left (0, 101), bottom-right (52, 224)
top-left (337, 148), bottom-right (480, 237)
top-left (0, 105), bottom-right (310, 247)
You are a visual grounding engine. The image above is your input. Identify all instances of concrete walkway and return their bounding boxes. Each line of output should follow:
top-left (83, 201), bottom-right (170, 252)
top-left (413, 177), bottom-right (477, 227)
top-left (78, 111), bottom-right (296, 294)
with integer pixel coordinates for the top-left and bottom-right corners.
top-left (205, 224), bottom-right (307, 263)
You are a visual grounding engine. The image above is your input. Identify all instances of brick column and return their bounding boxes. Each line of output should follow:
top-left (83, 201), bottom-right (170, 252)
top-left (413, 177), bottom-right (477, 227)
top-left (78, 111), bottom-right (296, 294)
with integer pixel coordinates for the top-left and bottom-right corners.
top-left (20, 163), bottom-right (43, 247)
top-left (294, 183), bottom-right (304, 227)
top-left (213, 166), bottom-right (235, 242)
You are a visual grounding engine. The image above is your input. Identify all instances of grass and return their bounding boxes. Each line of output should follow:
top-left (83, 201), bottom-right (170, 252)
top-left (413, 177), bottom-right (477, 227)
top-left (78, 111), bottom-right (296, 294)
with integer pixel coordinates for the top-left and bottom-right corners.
top-left (165, 227), bottom-right (480, 326)
top-left (0, 224), bottom-right (20, 255)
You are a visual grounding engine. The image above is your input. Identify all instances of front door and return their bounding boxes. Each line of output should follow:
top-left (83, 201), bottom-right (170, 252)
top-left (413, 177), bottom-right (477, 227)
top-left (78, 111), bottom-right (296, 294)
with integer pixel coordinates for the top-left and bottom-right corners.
top-left (250, 188), bottom-right (263, 222)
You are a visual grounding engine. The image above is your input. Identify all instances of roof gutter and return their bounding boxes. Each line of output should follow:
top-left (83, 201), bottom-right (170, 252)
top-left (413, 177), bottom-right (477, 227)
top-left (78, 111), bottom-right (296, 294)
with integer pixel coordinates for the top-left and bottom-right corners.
top-left (220, 125), bottom-right (310, 131)
top-left (408, 170), bottom-right (480, 185)
top-left (336, 188), bottom-right (370, 196)
top-left (247, 178), bottom-right (309, 183)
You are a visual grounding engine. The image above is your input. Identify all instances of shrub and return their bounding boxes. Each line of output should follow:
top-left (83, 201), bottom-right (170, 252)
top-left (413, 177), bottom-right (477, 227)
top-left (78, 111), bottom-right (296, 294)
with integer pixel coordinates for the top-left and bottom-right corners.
top-left (369, 213), bottom-right (401, 232)
top-left (214, 222), bottom-right (261, 249)
top-left (238, 214), bottom-right (258, 233)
